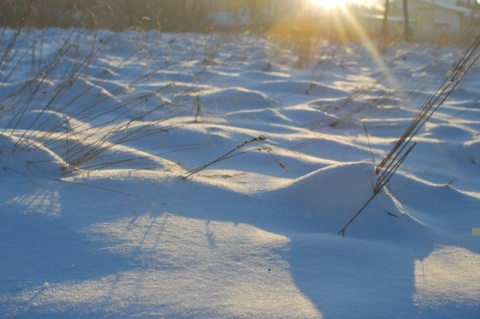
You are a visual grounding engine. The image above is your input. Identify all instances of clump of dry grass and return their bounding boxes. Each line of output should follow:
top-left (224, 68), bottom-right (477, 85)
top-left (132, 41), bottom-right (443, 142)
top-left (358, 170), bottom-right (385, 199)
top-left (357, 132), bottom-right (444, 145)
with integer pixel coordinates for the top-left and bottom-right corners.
top-left (0, 3), bottom-right (205, 174)
top-left (338, 33), bottom-right (480, 236)
top-left (1, 1), bottom-right (287, 178)
top-left (182, 135), bottom-right (287, 179)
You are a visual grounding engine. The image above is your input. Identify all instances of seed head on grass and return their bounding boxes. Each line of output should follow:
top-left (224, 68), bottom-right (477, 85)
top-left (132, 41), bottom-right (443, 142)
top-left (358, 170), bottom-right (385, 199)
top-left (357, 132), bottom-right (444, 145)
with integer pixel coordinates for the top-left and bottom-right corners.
top-left (182, 135), bottom-right (284, 179)
top-left (338, 33), bottom-right (480, 236)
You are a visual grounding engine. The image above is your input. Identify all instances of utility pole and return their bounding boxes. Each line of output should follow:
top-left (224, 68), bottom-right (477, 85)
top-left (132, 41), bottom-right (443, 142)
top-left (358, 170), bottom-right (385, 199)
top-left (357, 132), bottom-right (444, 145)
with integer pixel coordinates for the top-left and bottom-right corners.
top-left (380, 0), bottom-right (390, 48)
top-left (403, 0), bottom-right (410, 41)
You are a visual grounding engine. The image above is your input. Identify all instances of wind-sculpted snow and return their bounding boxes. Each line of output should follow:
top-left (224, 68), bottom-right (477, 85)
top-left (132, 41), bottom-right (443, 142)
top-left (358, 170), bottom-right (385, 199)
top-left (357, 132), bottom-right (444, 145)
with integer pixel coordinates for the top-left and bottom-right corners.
top-left (0, 30), bottom-right (479, 318)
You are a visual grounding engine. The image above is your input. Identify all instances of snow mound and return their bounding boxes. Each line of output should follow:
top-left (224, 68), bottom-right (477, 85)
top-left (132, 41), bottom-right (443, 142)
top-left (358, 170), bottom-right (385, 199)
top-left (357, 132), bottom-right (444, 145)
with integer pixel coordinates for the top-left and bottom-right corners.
top-left (427, 124), bottom-right (473, 142)
top-left (269, 162), bottom-right (420, 238)
top-left (0, 134), bottom-right (69, 176)
top-left (462, 139), bottom-right (480, 165)
top-left (195, 87), bottom-right (277, 111)
top-left (0, 110), bottom-right (71, 133)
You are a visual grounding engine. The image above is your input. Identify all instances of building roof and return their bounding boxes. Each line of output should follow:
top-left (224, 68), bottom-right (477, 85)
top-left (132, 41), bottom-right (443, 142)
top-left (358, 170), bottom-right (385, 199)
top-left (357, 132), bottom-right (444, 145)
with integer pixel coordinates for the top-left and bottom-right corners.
top-left (419, 0), bottom-right (480, 16)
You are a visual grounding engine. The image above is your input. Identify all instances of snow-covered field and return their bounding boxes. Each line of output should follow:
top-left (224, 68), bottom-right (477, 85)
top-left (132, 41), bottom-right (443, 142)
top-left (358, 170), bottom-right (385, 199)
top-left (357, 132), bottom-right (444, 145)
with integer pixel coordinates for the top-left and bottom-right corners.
top-left (1, 28), bottom-right (479, 318)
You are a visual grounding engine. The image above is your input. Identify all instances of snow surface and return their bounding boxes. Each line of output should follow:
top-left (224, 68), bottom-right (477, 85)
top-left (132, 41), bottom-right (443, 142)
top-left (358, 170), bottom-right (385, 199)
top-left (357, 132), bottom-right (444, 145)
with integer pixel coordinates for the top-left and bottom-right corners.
top-left (0, 29), bottom-right (479, 318)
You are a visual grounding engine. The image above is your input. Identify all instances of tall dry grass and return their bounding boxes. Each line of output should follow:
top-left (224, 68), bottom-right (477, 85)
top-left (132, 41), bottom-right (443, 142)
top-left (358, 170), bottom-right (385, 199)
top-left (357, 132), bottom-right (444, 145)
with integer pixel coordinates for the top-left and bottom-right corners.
top-left (338, 33), bottom-right (480, 235)
top-left (0, 2), bottom-right (213, 174)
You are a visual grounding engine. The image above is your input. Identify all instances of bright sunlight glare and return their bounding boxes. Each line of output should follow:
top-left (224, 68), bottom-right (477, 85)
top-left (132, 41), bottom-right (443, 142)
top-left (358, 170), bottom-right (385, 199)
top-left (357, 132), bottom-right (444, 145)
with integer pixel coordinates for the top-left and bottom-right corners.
top-left (309, 0), bottom-right (349, 10)
top-left (309, 0), bottom-right (377, 10)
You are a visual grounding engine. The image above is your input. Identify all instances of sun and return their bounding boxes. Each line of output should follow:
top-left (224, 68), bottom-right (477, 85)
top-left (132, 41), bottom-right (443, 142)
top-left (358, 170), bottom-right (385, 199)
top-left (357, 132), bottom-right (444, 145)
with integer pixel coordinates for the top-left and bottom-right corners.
top-left (308, 0), bottom-right (375, 10)
top-left (308, 0), bottom-right (350, 10)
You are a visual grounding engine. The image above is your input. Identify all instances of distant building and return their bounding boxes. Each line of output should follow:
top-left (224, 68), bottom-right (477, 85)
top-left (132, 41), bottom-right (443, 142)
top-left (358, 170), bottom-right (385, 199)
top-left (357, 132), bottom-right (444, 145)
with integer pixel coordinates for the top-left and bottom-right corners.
top-left (386, 0), bottom-right (480, 41)
top-left (197, 0), bottom-right (480, 41)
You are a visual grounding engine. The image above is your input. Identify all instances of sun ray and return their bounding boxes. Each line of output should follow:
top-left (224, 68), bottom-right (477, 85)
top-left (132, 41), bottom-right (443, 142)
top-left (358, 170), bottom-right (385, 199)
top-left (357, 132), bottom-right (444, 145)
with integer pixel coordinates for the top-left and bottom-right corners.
top-left (308, 0), bottom-right (349, 10)
top-left (308, 0), bottom-right (379, 10)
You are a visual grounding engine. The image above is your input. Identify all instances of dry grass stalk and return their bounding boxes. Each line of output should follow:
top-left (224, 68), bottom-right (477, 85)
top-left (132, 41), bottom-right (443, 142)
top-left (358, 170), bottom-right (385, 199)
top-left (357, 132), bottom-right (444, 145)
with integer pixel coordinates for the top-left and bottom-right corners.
top-left (182, 135), bottom-right (269, 179)
top-left (338, 33), bottom-right (480, 236)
